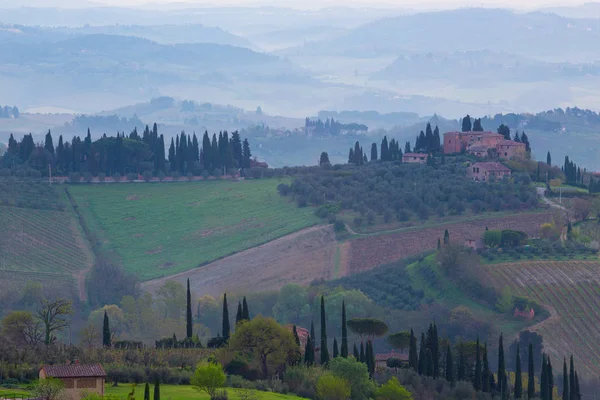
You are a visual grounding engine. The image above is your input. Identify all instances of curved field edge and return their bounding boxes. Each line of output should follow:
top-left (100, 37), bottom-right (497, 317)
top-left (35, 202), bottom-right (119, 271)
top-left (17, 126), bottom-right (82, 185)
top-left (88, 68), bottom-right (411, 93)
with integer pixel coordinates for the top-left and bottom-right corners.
top-left (67, 179), bottom-right (321, 281)
top-left (142, 225), bottom-right (342, 297)
top-left (483, 260), bottom-right (600, 378)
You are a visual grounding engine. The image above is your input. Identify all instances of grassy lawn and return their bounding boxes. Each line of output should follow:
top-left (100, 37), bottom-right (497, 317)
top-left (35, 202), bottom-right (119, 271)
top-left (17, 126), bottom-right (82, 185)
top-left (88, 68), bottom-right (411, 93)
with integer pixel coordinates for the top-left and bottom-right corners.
top-left (105, 384), bottom-right (305, 400)
top-left (69, 179), bottom-right (320, 281)
top-left (533, 182), bottom-right (589, 193)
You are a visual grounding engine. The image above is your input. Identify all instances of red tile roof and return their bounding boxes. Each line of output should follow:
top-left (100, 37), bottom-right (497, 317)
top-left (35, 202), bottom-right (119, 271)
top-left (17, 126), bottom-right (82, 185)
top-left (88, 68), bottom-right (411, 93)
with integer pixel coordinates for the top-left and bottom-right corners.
top-left (497, 139), bottom-right (525, 146)
top-left (403, 153), bottom-right (427, 157)
top-left (41, 364), bottom-right (106, 378)
top-left (375, 351), bottom-right (409, 361)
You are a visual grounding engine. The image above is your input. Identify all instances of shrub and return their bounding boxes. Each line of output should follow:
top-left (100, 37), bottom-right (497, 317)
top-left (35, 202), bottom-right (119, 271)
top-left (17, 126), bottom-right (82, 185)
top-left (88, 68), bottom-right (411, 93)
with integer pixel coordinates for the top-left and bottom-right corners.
top-left (191, 362), bottom-right (226, 399)
top-left (374, 377), bottom-right (413, 400)
top-left (211, 389), bottom-right (228, 400)
top-left (328, 357), bottom-right (376, 400)
top-left (317, 373), bottom-right (351, 400)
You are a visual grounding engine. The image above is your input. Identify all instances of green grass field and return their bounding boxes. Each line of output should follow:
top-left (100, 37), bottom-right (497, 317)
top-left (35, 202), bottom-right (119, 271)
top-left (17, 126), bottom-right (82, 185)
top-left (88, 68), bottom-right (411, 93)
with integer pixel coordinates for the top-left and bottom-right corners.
top-left (69, 179), bottom-right (320, 281)
top-left (105, 384), bottom-right (304, 400)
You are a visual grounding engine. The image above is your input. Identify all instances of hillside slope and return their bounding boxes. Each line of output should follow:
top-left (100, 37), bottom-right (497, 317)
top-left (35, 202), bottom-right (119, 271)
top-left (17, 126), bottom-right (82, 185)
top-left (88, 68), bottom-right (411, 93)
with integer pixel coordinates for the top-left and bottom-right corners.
top-left (69, 179), bottom-right (320, 281)
top-left (485, 260), bottom-right (600, 378)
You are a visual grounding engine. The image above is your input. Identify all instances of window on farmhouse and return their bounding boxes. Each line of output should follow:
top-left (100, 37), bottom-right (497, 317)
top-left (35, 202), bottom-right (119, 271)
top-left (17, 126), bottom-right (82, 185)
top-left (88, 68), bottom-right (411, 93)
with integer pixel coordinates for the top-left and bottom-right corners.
top-left (77, 378), bottom-right (97, 389)
top-left (62, 379), bottom-right (75, 389)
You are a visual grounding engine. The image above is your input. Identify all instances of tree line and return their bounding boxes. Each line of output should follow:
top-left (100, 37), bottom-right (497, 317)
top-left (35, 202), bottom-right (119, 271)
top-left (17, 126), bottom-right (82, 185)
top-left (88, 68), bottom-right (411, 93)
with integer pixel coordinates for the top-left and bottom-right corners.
top-left (305, 118), bottom-right (368, 136)
top-left (0, 105), bottom-right (19, 119)
top-left (2, 125), bottom-right (253, 177)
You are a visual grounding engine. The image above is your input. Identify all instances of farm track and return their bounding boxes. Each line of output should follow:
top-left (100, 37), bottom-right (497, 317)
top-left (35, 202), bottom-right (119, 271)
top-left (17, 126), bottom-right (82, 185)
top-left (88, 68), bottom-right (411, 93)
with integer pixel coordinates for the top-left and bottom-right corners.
top-left (485, 260), bottom-right (600, 377)
top-left (143, 225), bottom-right (341, 297)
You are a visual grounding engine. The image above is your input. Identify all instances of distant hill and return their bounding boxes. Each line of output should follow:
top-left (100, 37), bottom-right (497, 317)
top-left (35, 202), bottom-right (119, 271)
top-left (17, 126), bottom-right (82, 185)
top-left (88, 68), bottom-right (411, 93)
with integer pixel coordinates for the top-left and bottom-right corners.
top-left (372, 50), bottom-right (600, 83)
top-left (289, 9), bottom-right (600, 62)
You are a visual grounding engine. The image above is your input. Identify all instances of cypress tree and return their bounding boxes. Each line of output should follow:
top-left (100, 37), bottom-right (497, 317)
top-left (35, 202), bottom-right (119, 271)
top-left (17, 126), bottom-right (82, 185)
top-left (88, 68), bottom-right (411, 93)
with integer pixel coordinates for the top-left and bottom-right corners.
top-left (569, 356), bottom-right (575, 400)
top-left (541, 355), bottom-right (548, 400)
top-left (371, 143), bottom-right (378, 161)
top-left (445, 344), bottom-right (454, 385)
top-left (528, 343), bottom-right (535, 399)
top-left (320, 296), bottom-right (330, 364)
top-left (304, 336), bottom-right (314, 365)
top-left (515, 345), bottom-right (523, 400)
top-left (444, 229), bottom-right (450, 244)
top-left (341, 301), bottom-right (348, 358)
top-left (242, 297), bottom-right (250, 321)
top-left (437, 238), bottom-right (441, 249)
top-left (474, 336), bottom-right (482, 391)
top-left (367, 341), bottom-right (375, 378)
top-left (432, 323), bottom-right (440, 378)
top-left (425, 349), bottom-right (433, 377)
top-left (144, 383), bottom-right (150, 400)
top-left (483, 343), bottom-right (491, 393)
top-left (333, 338), bottom-right (339, 358)
top-left (547, 151), bottom-right (552, 166)
top-left (186, 279), bottom-right (193, 339)
top-left (310, 321), bottom-right (315, 349)
top-left (236, 302), bottom-right (242, 324)
top-left (498, 334), bottom-right (507, 400)
top-left (409, 329), bottom-right (418, 370)
top-left (102, 311), bottom-right (111, 348)
top-left (548, 356), bottom-right (553, 400)
top-left (418, 333), bottom-right (426, 375)
top-left (293, 325), bottom-right (300, 347)
top-left (562, 359), bottom-right (569, 400)
top-left (574, 371), bottom-right (580, 400)
top-left (154, 380), bottom-right (160, 400)
top-left (360, 342), bottom-right (365, 363)
top-left (353, 343), bottom-right (359, 360)
top-left (222, 294), bottom-right (230, 341)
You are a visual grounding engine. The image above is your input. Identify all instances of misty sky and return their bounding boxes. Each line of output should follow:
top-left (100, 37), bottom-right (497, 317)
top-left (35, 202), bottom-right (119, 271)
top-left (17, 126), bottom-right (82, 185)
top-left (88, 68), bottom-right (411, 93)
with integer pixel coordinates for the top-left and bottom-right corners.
top-left (11, 0), bottom-right (589, 10)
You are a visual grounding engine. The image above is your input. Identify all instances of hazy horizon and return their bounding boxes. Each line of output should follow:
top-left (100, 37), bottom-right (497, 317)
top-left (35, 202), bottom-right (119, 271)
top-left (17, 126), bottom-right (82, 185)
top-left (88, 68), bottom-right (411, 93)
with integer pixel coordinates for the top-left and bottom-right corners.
top-left (0, 0), bottom-right (591, 10)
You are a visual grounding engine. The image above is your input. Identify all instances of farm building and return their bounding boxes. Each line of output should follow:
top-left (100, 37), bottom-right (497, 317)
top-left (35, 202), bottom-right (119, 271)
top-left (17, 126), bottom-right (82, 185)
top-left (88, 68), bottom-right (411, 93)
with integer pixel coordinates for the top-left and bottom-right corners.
top-left (466, 162), bottom-right (511, 182)
top-left (444, 131), bottom-right (525, 160)
top-left (402, 153), bottom-right (428, 164)
top-left (39, 363), bottom-right (106, 400)
top-left (284, 325), bottom-right (309, 349)
top-left (464, 238), bottom-right (484, 251)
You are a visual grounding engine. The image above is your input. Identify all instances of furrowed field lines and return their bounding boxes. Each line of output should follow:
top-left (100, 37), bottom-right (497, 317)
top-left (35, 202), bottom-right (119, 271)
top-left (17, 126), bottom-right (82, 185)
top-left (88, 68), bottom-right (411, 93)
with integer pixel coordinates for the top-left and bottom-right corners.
top-left (486, 261), bottom-right (600, 377)
top-left (69, 179), bottom-right (319, 281)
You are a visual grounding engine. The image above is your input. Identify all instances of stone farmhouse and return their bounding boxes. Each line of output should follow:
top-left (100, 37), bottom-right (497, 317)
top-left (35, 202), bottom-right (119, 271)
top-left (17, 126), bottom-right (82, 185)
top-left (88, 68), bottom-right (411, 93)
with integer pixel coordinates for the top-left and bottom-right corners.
top-left (402, 153), bottom-right (428, 164)
top-left (39, 363), bottom-right (106, 400)
top-left (443, 131), bottom-right (526, 160)
top-left (467, 162), bottom-right (512, 182)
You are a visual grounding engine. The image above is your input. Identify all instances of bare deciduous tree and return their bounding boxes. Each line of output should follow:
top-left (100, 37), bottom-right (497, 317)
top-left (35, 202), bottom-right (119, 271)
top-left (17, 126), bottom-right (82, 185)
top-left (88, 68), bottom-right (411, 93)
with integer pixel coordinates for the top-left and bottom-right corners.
top-left (37, 299), bottom-right (72, 345)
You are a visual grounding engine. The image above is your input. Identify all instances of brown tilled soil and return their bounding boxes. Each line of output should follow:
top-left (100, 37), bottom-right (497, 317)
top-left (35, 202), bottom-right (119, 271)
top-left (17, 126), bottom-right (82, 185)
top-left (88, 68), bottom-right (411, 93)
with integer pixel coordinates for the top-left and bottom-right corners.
top-left (348, 212), bottom-right (552, 274)
top-left (142, 225), bottom-right (341, 297)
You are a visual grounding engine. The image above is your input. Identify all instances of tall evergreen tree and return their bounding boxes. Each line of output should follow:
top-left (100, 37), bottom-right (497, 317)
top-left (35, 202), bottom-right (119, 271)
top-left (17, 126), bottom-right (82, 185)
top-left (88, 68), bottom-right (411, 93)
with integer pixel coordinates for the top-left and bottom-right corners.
top-left (353, 343), bottom-right (359, 360)
top-left (154, 380), bottom-right (160, 400)
top-left (186, 279), bottom-right (193, 339)
top-left (222, 294), bottom-right (230, 341)
top-left (360, 342), bottom-right (365, 363)
top-left (515, 345), bottom-right (523, 400)
top-left (462, 115), bottom-right (472, 132)
top-left (547, 151), bottom-right (552, 166)
top-left (473, 118), bottom-right (484, 131)
top-left (547, 356), bottom-right (554, 400)
top-left (235, 302), bottom-right (242, 324)
top-left (563, 359), bottom-right (569, 400)
top-left (483, 343), bottom-right (491, 393)
top-left (371, 143), bottom-right (378, 161)
top-left (293, 324), bottom-right (301, 347)
top-left (333, 338), bottom-right (339, 358)
top-left (242, 139), bottom-right (252, 169)
top-left (144, 383), bottom-right (150, 400)
top-left (528, 343), bottom-right (535, 399)
top-left (541, 355), bottom-right (548, 400)
top-left (498, 334), bottom-right (507, 399)
top-left (242, 297), bottom-right (250, 321)
top-left (320, 296), bottom-right (330, 364)
top-left (405, 141), bottom-right (411, 154)
top-left (409, 329), bottom-right (418, 370)
top-left (443, 229), bottom-right (450, 244)
top-left (418, 333), bottom-right (426, 375)
top-left (367, 340), bottom-right (375, 378)
top-left (445, 344), bottom-right (454, 385)
top-left (304, 336), bottom-right (314, 365)
top-left (569, 356), bottom-right (576, 400)
top-left (474, 337), bottom-right (482, 391)
top-left (102, 310), bottom-right (111, 348)
top-left (498, 124), bottom-right (511, 140)
top-left (432, 323), bottom-right (440, 378)
top-left (44, 130), bottom-right (54, 155)
top-left (381, 136), bottom-right (389, 161)
top-left (341, 301), bottom-right (348, 358)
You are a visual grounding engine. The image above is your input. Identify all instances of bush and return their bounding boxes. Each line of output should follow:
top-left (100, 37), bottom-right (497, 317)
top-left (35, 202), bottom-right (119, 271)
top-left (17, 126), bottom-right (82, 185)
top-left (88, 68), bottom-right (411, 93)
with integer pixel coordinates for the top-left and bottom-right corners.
top-left (211, 389), bottom-right (228, 400)
top-left (317, 373), bottom-right (351, 400)
top-left (191, 363), bottom-right (226, 399)
top-left (374, 377), bottom-right (413, 400)
top-left (328, 357), bottom-right (376, 400)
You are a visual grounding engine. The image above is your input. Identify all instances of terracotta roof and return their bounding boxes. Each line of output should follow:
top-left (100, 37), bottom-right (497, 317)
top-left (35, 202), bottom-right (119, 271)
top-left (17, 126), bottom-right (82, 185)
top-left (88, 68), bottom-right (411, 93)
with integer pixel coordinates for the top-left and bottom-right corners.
top-left (41, 364), bottom-right (106, 378)
top-left (445, 131), bottom-right (502, 137)
top-left (472, 162), bottom-right (511, 172)
top-left (403, 153), bottom-right (427, 157)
